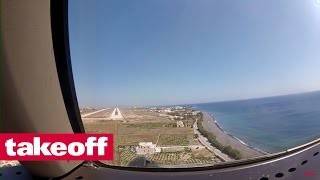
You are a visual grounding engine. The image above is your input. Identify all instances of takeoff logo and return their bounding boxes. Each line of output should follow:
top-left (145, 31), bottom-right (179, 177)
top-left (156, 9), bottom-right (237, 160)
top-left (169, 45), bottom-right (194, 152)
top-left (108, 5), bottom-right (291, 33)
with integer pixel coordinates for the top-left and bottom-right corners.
top-left (0, 134), bottom-right (113, 160)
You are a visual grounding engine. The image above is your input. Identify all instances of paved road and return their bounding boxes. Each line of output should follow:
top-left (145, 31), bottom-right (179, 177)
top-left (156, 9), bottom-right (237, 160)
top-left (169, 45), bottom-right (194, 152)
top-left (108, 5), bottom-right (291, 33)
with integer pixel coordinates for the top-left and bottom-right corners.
top-left (110, 108), bottom-right (124, 120)
top-left (81, 108), bottom-right (109, 118)
top-left (193, 119), bottom-right (232, 162)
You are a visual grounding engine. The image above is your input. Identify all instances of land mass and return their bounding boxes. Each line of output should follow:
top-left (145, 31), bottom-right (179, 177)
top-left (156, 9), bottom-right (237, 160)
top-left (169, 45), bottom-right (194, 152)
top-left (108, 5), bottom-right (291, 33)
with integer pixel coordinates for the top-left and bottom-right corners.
top-left (81, 106), bottom-right (266, 167)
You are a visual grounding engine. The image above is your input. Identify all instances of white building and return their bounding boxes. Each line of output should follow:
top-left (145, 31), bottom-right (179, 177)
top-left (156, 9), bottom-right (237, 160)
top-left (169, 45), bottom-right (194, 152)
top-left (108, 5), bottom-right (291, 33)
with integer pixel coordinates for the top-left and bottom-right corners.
top-left (176, 121), bottom-right (185, 128)
top-left (136, 142), bottom-right (161, 155)
top-left (192, 111), bottom-right (201, 115)
top-left (174, 115), bottom-right (184, 120)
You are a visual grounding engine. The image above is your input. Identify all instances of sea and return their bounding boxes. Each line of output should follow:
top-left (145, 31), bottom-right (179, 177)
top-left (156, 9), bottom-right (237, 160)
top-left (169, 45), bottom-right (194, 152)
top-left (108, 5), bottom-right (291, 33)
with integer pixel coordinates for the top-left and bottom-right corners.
top-left (193, 91), bottom-right (320, 153)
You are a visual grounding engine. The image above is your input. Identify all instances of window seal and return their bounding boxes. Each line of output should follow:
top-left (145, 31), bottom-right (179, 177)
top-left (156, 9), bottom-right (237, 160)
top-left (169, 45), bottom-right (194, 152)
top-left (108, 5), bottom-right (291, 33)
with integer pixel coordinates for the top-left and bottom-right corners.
top-left (50, 0), bottom-right (84, 133)
top-left (93, 138), bottom-right (320, 172)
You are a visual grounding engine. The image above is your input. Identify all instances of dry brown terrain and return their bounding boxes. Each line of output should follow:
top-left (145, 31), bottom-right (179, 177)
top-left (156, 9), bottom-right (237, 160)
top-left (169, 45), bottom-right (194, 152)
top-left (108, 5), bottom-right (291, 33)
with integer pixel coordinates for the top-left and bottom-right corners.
top-left (79, 108), bottom-right (97, 115)
top-left (83, 108), bottom-right (218, 166)
top-left (82, 108), bottom-right (113, 118)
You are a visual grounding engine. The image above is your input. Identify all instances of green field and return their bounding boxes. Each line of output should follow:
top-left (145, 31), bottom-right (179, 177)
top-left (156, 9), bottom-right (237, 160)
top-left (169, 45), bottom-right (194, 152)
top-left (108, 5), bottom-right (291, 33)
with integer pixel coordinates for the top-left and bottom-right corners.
top-left (157, 134), bottom-right (189, 146)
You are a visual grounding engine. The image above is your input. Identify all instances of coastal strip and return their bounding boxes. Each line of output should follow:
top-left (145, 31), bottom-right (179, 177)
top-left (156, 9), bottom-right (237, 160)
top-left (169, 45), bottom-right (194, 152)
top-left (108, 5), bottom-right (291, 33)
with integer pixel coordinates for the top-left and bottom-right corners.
top-left (201, 112), bottom-right (268, 159)
top-left (193, 118), bottom-right (232, 161)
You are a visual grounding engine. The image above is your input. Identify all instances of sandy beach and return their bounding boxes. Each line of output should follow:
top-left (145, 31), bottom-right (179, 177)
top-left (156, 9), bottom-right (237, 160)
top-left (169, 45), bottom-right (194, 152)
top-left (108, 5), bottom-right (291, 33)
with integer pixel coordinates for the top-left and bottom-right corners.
top-left (202, 112), bottom-right (267, 159)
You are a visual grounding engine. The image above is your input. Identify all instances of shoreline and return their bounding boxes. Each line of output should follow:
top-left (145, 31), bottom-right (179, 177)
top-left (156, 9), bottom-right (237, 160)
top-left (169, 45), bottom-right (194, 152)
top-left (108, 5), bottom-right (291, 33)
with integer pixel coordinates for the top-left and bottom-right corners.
top-left (212, 116), bottom-right (269, 155)
top-left (201, 111), bottom-right (268, 159)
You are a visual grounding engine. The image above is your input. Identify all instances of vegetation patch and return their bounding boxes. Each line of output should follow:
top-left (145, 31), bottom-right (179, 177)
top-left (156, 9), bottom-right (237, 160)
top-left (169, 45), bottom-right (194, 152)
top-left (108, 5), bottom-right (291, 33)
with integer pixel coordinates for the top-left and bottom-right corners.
top-left (184, 154), bottom-right (217, 164)
top-left (196, 113), bottom-right (243, 160)
top-left (125, 123), bottom-right (168, 129)
top-left (119, 146), bottom-right (138, 166)
top-left (118, 135), bottom-right (158, 145)
top-left (157, 134), bottom-right (189, 146)
top-left (146, 152), bottom-right (179, 165)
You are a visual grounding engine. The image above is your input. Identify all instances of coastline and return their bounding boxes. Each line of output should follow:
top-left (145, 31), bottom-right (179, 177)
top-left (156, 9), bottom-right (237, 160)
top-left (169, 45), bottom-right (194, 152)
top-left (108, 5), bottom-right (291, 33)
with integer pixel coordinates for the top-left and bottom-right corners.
top-left (201, 112), bottom-right (268, 159)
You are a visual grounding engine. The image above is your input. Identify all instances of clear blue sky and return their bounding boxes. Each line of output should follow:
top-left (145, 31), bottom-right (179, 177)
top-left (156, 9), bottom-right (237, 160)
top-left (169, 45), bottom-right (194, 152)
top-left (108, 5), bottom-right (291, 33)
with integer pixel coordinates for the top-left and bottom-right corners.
top-left (69, 0), bottom-right (320, 107)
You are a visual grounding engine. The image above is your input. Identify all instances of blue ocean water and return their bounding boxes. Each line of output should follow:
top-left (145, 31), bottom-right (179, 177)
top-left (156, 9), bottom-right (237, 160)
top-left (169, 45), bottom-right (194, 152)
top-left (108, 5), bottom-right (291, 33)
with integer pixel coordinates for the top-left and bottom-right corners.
top-left (193, 91), bottom-right (320, 153)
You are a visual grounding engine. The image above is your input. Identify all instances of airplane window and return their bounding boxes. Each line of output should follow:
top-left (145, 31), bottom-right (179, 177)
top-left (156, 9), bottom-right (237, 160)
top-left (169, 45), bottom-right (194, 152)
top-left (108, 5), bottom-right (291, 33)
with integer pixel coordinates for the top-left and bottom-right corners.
top-left (69, 0), bottom-right (320, 167)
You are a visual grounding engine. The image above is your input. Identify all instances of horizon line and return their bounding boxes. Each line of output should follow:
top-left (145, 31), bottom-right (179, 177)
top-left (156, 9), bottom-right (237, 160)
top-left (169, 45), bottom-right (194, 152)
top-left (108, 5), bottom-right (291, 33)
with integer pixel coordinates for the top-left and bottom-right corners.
top-left (79, 89), bottom-right (320, 109)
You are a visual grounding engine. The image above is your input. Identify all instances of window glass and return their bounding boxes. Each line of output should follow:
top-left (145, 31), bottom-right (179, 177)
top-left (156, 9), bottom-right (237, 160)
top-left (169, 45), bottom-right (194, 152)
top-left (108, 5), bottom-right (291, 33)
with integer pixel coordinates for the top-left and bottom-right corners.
top-left (69, 0), bottom-right (320, 167)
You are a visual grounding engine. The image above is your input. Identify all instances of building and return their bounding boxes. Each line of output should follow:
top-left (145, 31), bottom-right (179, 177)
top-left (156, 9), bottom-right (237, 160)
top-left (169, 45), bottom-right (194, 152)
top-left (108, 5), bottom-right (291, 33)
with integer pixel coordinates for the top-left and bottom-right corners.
top-left (192, 111), bottom-right (201, 116)
top-left (174, 106), bottom-right (184, 110)
top-left (182, 119), bottom-right (194, 127)
top-left (176, 121), bottom-right (185, 128)
top-left (174, 115), bottom-right (184, 120)
top-left (136, 142), bottom-right (161, 155)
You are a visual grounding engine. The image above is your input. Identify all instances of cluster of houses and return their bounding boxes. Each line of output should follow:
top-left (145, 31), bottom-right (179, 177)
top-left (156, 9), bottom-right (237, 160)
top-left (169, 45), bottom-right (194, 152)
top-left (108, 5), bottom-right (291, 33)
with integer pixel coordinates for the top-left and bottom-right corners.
top-left (133, 106), bottom-right (203, 155)
top-left (149, 106), bottom-right (185, 113)
top-left (150, 106), bottom-right (201, 128)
